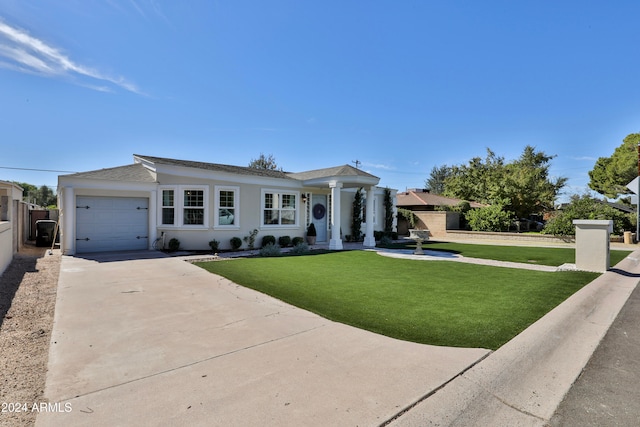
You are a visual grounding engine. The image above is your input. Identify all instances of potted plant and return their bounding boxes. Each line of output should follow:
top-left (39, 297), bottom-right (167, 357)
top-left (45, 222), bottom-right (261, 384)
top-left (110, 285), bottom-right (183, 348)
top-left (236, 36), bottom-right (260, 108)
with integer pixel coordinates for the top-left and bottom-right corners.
top-left (307, 223), bottom-right (317, 245)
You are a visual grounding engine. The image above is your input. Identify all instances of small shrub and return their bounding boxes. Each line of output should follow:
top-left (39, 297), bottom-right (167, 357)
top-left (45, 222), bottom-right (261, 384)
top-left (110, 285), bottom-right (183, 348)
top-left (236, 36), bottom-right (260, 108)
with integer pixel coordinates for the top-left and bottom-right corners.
top-left (374, 231), bottom-right (384, 241)
top-left (261, 235), bottom-right (276, 247)
top-left (168, 238), bottom-right (180, 252)
top-left (278, 235), bottom-right (291, 247)
top-left (208, 239), bottom-right (219, 253)
top-left (377, 236), bottom-right (393, 248)
top-left (289, 242), bottom-right (309, 255)
top-left (542, 194), bottom-right (635, 236)
top-left (397, 208), bottom-right (417, 229)
top-left (230, 237), bottom-right (242, 251)
top-left (259, 243), bottom-right (281, 257)
top-left (243, 228), bottom-right (259, 250)
top-left (466, 204), bottom-right (513, 232)
top-left (292, 236), bottom-right (305, 246)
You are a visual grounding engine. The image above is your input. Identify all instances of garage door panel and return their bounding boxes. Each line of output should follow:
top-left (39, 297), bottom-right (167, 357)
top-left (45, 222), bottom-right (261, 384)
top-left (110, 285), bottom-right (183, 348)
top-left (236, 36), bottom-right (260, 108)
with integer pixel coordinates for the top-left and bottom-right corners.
top-left (76, 196), bottom-right (149, 253)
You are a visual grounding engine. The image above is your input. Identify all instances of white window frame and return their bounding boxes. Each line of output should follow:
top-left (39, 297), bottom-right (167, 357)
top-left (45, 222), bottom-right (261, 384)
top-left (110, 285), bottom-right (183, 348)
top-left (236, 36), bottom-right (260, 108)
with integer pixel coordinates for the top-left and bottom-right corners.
top-left (157, 185), bottom-right (209, 229)
top-left (214, 185), bottom-right (240, 229)
top-left (261, 189), bottom-right (300, 228)
top-left (160, 188), bottom-right (176, 226)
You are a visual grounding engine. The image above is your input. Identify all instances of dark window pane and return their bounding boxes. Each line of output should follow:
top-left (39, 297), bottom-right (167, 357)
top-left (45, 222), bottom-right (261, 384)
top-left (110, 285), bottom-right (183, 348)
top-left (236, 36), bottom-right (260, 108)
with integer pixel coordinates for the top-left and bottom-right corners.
top-left (162, 208), bottom-right (174, 225)
top-left (263, 210), bottom-right (279, 225)
top-left (184, 208), bottom-right (204, 225)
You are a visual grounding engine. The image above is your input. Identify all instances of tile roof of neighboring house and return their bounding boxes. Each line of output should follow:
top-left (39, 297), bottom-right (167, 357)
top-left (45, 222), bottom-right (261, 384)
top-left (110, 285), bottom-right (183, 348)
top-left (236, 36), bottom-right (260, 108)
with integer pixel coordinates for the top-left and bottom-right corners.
top-left (134, 154), bottom-right (293, 180)
top-left (61, 163), bottom-right (157, 182)
top-left (287, 164), bottom-right (379, 181)
top-left (396, 189), bottom-right (485, 208)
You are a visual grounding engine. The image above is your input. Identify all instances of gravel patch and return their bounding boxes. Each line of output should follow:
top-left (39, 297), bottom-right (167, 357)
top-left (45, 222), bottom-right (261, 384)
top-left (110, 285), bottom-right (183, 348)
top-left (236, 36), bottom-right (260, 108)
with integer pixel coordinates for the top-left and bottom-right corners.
top-left (0, 244), bottom-right (60, 427)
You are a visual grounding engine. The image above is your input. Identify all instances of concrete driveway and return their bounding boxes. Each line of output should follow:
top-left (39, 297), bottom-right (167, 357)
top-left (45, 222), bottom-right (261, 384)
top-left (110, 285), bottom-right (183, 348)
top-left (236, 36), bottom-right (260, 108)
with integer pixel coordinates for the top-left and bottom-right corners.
top-left (36, 252), bottom-right (489, 427)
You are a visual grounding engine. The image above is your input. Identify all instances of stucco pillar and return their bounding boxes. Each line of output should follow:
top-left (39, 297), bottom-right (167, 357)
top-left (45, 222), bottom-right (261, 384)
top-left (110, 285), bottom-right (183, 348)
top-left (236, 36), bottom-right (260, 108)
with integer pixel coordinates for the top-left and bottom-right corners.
top-left (363, 186), bottom-right (376, 247)
top-left (573, 220), bottom-right (613, 272)
top-left (148, 190), bottom-right (157, 250)
top-left (329, 181), bottom-right (343, 250)
top-left (62, 186), bottom-right (75, 255)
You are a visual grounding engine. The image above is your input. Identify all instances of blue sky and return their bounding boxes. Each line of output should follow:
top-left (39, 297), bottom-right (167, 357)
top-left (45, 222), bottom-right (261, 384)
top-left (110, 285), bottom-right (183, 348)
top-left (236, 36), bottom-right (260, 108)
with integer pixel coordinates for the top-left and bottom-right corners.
top-left (1, 1), bottom-right (639, 202)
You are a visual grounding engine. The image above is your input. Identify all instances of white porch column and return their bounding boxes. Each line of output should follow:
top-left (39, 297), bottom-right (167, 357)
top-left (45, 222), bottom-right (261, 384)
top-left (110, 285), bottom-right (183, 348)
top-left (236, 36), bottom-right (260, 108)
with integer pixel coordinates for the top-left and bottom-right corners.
top-left (148, 190), bottom-right (157, 250)
top-left (329, 181), bottom-right (343, 250)
top-left (62, 186), bottom-right (75, 255)
top-left (363, 186), bottom-right (376, 247)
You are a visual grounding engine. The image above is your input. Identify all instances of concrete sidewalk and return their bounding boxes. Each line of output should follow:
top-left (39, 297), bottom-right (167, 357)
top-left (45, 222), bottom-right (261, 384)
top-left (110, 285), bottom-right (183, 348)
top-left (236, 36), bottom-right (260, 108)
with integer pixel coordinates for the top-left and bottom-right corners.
top-left (37, 252), bottom-right (489, 427)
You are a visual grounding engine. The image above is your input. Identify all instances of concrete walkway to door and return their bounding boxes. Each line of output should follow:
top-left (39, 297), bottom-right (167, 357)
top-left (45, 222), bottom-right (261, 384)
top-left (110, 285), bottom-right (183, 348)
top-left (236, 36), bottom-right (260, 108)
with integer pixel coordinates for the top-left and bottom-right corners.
top-left (36, 251), bottom-right (489, 427)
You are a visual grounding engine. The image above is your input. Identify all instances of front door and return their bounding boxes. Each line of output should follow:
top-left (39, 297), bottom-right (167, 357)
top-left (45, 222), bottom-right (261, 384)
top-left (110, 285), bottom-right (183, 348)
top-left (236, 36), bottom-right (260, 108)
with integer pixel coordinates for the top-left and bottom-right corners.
top-left (311, 195), bottom-right (327, 242)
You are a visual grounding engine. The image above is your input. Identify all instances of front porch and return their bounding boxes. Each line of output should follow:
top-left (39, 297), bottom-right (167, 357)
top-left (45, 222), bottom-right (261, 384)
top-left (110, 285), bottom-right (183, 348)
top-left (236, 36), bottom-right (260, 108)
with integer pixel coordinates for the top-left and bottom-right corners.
top-left (292, 164), bottom-right (382, 250)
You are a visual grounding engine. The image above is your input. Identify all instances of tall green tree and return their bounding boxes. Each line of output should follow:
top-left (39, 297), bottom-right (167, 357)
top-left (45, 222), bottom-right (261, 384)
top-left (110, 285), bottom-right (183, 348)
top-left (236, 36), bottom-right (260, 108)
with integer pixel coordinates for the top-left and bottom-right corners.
top-left (248, 153), bottom-right (282, 171)
top-left (425, 165), bottom-right (451, 194)
top-left (443, 148), bottom-right (507, 204)
top-left (15, 182), bottom-right (38, 202)
top-left (504, 146), bottom-right (567, 218)
top-left (383, 187), bottom-right (394, 234)
top-left (588, 133), bottom-right (640, 198)
top-left (351, 188), bottom-right (363, 241)
top-left (37, 185), bottom-right (57, 207)
top-left (14, 182), bottom-right (57, 207)
top-left (443, 146), bottom-right (566, 217)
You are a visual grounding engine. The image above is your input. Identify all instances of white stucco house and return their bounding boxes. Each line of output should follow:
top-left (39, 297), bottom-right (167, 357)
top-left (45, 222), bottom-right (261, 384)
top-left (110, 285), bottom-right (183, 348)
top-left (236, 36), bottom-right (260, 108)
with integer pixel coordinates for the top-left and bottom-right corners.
top-left (57, 155), bottom-right (397, 255)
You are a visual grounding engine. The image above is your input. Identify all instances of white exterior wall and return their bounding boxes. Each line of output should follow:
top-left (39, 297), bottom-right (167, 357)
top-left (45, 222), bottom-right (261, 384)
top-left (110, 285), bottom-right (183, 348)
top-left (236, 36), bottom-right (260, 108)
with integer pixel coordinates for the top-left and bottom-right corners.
top-left (155, 172), bottom-right (308, 250)
top-left (0, 221), bottom-right (12, 276)
top-left (0, 183), bottom-right (23, 275)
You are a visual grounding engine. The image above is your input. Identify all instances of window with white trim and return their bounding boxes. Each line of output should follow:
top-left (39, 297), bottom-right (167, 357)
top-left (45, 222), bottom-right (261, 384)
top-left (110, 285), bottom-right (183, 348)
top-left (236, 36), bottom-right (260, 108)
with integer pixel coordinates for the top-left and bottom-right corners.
top-left (262, 190), bottom-right (298, 227)
top-left (215, 186), bottom-right (239, 228)
top-left (183, 189), bottom-right (204, 225)
top-left (161, 189), bottom-right (175, 225)
top-left (158, 185), bottom-right (209, 228)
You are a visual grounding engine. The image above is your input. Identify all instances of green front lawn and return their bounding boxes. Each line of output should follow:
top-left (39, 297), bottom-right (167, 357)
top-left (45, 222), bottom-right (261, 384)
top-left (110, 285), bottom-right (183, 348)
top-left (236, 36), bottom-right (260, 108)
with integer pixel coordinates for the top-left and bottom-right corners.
top-left (195, 250), bottom-right (602, 350)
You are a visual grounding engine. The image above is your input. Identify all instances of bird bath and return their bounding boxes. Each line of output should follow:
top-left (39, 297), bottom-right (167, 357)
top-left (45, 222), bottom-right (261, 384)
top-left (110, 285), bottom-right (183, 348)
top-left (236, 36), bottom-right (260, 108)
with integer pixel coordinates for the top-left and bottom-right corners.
top-left (409, 229), bottom-right (430, 255)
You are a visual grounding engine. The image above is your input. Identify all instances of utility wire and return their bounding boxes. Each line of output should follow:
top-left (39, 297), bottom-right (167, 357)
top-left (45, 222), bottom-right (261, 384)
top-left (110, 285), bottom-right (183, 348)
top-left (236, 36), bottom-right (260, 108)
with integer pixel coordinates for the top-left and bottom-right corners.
top-left (0, 166), bottom-right (78, 173)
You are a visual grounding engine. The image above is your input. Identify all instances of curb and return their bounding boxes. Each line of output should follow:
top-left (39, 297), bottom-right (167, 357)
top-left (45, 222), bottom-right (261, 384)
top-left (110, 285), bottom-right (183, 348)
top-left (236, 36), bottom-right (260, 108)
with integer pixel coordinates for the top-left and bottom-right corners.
top-left (388, 250), bottom-right (640, 426)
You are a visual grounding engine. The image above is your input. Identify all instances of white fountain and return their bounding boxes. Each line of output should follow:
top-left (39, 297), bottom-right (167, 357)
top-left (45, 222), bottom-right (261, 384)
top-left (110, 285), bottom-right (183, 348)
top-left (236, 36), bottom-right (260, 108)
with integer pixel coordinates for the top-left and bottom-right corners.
top-left (408, 229), bottom-right (430, 255)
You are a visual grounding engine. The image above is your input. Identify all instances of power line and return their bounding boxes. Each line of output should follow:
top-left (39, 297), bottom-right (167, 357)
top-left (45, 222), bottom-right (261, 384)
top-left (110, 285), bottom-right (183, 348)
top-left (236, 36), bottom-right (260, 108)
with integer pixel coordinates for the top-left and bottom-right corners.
top-left (0, 166), bottom-right (78, 173)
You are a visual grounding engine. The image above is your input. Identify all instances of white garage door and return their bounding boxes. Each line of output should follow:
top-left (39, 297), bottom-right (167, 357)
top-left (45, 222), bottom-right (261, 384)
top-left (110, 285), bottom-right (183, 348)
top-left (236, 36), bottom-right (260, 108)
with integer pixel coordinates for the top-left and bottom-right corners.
top-left (76, 196), bottom-right (149, 253)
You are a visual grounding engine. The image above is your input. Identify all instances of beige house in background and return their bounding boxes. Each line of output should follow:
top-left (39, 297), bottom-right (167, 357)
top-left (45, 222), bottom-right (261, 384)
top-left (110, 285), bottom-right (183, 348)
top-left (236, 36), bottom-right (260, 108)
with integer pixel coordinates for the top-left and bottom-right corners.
top-left (396, 189), bottom-right (485, 237)
top-left (57, 155), bottom-right (397, 255)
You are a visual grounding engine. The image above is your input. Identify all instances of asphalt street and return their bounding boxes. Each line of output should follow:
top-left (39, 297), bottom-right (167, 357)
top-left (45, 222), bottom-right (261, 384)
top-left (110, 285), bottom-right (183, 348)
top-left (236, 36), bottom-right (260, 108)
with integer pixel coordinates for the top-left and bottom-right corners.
top-left (548, 269), bottom-right (640, 426)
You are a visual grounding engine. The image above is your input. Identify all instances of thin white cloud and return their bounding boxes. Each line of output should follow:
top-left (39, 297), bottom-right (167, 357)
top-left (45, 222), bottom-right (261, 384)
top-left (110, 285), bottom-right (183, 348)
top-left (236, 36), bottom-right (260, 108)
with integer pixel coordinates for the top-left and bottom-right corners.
top-left (362, 162), bottom-right (395, 171)
top-left (571, 156), bottom-right (597, 161)
top-left (106, 0), bottom-right (172, 27)
top-left (0, 18), bottom-right (142, 94)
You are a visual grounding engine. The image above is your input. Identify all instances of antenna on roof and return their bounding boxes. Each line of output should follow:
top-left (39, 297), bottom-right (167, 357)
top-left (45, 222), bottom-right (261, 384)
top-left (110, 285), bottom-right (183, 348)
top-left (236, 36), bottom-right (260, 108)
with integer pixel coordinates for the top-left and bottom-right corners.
top-left (352, 159), bottom-right (361, 169)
